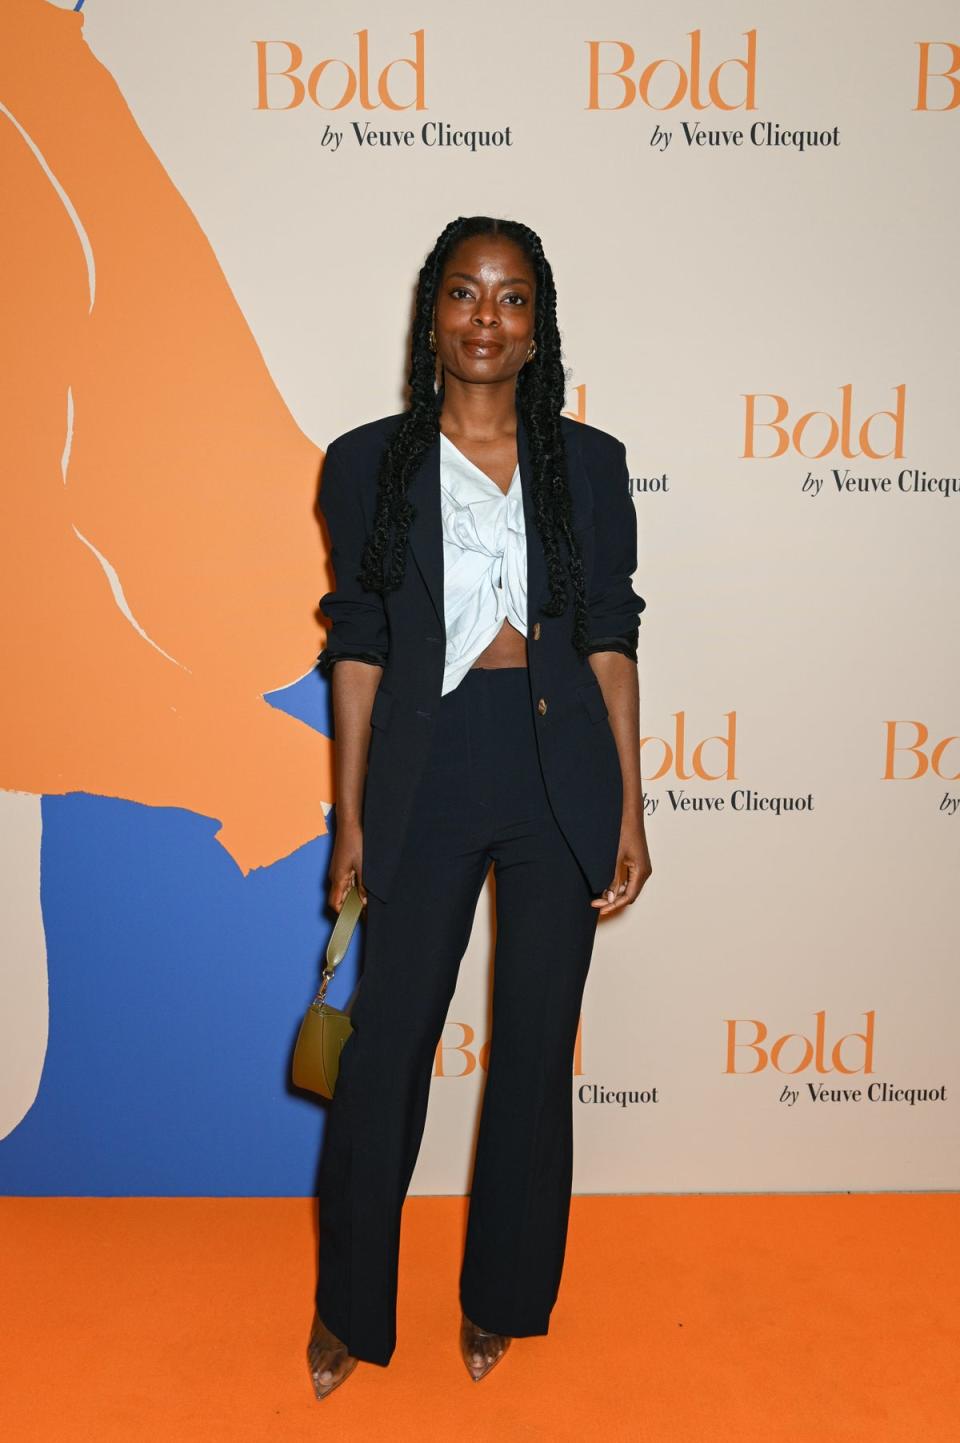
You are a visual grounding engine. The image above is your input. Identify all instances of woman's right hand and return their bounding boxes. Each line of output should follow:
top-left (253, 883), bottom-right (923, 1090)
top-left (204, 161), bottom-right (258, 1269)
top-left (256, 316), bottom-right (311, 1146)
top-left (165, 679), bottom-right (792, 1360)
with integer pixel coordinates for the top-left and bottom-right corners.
top-left (328, 817), bottom-right (367, 912)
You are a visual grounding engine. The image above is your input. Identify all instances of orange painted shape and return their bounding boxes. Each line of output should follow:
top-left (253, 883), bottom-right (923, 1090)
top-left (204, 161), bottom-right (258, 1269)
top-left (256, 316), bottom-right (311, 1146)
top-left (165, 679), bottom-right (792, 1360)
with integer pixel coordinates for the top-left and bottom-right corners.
top-left (1, 0), bottom-right (349, 874)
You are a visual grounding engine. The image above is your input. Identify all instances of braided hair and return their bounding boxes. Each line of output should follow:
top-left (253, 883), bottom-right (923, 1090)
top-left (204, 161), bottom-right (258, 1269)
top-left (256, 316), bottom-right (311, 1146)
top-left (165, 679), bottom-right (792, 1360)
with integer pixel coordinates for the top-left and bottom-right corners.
top-left (358, 214), bottom-right (591, 659)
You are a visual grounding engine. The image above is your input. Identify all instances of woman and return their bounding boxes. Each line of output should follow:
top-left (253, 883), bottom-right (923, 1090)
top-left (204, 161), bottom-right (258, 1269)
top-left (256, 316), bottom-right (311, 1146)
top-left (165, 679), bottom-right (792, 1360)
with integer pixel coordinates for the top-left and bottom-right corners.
top-left (308, 215), bottom-right (652, 1399)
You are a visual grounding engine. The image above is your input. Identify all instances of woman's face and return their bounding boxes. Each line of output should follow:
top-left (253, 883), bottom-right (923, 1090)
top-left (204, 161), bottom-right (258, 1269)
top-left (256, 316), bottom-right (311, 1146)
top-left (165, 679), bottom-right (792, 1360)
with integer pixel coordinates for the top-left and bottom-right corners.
top-left (433, 234), bottom-right (537, 388)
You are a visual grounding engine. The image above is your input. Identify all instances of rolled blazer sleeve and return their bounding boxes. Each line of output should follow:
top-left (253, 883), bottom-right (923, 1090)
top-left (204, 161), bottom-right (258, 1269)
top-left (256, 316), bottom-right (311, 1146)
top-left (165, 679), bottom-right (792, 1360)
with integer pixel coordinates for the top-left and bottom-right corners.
top-left (316, 439), bottom-right (389, 676)
top-left (585, 438), bottom-right (646, 662)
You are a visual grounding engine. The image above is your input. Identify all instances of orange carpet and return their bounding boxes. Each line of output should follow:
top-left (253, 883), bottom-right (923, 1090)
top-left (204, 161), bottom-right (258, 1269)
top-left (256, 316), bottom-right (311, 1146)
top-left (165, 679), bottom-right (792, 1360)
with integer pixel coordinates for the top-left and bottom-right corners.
top-left (0, 1194), bottom-right (957, 1441)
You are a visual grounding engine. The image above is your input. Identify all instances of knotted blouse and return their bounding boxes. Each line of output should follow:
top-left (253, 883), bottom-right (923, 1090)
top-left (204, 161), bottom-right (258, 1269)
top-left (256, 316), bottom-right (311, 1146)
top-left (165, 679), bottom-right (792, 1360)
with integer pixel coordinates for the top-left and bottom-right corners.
top-left (438, 433), bottom-right (527, 696)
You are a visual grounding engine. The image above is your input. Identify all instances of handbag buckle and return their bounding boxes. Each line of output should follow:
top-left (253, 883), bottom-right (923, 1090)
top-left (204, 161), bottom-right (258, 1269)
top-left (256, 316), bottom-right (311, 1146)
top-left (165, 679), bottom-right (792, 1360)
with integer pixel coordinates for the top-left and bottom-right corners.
top-left (311, 966), bottom-right (336, 1010)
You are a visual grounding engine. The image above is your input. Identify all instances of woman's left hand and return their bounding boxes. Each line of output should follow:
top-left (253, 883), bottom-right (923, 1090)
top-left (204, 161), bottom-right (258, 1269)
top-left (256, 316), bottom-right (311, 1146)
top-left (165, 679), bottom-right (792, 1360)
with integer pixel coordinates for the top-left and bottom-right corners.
top-left (592, 812), bottom-right (652, 915)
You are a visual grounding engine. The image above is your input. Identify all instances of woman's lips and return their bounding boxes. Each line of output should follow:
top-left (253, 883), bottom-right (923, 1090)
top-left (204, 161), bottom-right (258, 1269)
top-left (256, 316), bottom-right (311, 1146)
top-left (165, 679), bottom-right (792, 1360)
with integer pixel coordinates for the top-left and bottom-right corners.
top-left (462, 340), bottom-right (503, 354)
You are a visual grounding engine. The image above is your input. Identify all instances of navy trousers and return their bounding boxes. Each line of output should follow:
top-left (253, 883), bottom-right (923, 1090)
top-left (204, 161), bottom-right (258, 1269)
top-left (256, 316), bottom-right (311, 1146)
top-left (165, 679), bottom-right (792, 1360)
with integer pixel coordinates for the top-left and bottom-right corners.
top-left (316, 665), bottom-right (602, 1366)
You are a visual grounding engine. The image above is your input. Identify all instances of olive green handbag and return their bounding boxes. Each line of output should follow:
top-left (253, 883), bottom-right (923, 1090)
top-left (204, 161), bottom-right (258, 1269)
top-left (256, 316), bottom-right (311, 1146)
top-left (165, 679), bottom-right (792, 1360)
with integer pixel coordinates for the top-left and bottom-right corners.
top-left (292, 883), bottom-right (364, 1099)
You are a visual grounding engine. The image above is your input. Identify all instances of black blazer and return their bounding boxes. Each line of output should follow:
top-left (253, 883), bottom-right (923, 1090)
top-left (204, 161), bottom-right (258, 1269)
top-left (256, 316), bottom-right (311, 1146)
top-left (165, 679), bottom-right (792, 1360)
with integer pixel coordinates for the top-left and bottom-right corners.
top-left (317, 407), bottom-right (646, 904)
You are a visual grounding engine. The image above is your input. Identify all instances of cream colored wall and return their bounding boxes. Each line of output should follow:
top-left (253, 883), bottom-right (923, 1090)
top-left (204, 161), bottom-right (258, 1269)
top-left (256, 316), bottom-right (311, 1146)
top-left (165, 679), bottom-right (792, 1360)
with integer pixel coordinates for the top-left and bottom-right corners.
top-left (4, 0), bottom-right (957, 1190)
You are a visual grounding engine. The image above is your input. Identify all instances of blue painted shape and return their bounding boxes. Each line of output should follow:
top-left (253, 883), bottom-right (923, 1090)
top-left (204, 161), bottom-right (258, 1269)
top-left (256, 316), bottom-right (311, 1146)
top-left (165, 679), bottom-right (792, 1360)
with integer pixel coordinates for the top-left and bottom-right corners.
top-left (0, 671), bottom-right (356, 1196)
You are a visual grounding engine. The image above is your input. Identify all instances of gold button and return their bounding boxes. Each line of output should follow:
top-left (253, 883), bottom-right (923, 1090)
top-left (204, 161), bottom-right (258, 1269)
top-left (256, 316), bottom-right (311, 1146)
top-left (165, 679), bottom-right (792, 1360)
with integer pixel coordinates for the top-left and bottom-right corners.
top-left (537, 697), bottom-right (547, 715)
top-left (532, 621), bottom-right (541, 640)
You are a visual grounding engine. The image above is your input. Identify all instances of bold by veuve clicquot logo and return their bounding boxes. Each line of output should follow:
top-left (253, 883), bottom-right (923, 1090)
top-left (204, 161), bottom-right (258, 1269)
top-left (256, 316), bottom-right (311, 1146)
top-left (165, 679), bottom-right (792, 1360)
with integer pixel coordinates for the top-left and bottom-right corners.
top-left (642, 713), bottom-right (737, 780)
top-left (253, 31), bottom-right (426, 111)
top-left (883, 723), bottom-right (960, 780)
top-left (585, 28), bottom-right (757, 110)
top-left (741, 384), bottom-right (907, 459)
top-left (915, 41), bottom-right (960, 109)
top-left (724, 1012), bottom-right (876, 1074)
top-left (434, 1016), bottom-right (586, 1078)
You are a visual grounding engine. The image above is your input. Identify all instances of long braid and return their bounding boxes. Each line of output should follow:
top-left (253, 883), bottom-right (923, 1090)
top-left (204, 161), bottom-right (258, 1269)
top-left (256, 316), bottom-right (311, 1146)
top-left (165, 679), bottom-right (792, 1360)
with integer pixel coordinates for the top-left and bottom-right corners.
top-left (358, 215), bottom-right (591, 659)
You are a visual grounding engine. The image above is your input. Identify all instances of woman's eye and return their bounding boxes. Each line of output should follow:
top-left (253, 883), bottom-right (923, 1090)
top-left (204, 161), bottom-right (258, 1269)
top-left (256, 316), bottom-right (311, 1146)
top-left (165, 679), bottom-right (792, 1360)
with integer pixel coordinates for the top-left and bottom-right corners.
top-left (449, 287), bottom-right (526, 304)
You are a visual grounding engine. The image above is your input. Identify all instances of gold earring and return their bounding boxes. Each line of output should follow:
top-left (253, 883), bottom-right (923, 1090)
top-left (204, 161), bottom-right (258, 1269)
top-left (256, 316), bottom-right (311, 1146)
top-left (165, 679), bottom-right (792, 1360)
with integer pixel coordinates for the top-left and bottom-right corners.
top-left (429, 328), bottom-right (437, 353)
top-left (525, 340), bottom-right (537, 363)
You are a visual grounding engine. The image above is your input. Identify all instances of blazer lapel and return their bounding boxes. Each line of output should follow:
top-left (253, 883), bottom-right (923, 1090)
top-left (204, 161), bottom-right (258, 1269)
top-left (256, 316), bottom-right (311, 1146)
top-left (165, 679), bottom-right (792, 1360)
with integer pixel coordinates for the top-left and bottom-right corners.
top-left (517, 411), bottom-right (548, 626)
top-left (405, 431), bottom-right (444, 628)
top-left (405, 409), bottom-right (549, 636)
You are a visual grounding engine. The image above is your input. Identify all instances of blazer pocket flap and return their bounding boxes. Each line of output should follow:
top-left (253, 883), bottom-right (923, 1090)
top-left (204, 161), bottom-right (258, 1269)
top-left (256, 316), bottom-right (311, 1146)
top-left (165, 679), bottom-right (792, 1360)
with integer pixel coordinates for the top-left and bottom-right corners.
top-left (577, 681), bottom-right (609, 724)
top-left (370, 686), bottom-right (395, 731)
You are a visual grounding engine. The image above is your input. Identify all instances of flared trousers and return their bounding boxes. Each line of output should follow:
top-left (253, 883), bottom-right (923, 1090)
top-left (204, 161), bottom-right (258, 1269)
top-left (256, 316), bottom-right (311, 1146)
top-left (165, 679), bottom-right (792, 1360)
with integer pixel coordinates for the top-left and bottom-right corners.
top-left (315, 665), bottom-right (601, 1366)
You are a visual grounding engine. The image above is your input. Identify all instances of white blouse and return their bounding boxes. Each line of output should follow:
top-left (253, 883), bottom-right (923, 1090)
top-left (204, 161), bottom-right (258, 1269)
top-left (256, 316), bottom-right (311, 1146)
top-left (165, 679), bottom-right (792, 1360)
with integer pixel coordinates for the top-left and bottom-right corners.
top-left (439, 433), bottom-right (527, 696)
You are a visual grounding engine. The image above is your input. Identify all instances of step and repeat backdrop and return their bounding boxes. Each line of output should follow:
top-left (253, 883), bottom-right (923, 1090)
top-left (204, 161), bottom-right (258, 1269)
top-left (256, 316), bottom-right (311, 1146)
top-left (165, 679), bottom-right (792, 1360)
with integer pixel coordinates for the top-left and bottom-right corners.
top-left (1, 0), bottom-right (957, 1196)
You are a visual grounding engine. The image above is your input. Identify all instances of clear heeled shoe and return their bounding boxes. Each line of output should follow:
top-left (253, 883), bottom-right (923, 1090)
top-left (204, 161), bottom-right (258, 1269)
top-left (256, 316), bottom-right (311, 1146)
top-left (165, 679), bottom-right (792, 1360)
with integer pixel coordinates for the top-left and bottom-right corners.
top-left (460, 1311), bottom-right (512, 1382)
top-left (307, 1309), bottom-right (361, 1401)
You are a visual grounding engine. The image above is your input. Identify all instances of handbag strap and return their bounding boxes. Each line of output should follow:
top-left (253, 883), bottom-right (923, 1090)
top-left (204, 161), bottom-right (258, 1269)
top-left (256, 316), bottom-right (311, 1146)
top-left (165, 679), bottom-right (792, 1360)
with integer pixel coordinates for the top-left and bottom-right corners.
top-left (311, 883), bottom-right (364, 1007)
top-left (325, 883), bottom-right (364, 972)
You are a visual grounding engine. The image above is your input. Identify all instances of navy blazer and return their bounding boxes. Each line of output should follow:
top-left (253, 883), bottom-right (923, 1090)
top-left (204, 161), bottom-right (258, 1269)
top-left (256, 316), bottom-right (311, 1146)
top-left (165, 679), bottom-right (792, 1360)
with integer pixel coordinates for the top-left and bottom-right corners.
top-left (317, 408), bottom-right (646, 904)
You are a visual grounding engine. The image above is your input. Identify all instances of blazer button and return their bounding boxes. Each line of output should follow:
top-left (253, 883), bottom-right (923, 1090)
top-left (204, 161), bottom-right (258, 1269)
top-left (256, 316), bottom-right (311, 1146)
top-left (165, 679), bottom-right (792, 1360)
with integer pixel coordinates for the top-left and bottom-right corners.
top-left (537, 697), bottom-right (547, 715)
top-left (532, 621), bottom-right (541, 640)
